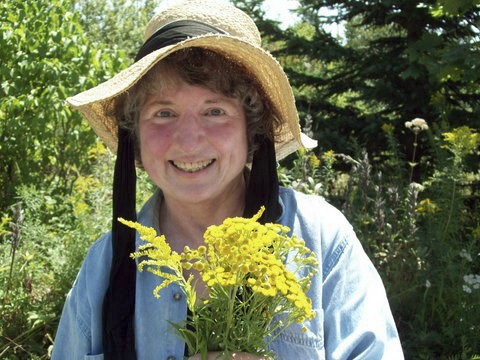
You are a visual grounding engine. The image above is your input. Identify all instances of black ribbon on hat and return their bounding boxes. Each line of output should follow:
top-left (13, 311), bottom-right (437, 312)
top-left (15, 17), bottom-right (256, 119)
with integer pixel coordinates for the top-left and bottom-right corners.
top-left (135, 20), bottom-right (226, 62)
top-left (103, 20), bottom-right (281, 360)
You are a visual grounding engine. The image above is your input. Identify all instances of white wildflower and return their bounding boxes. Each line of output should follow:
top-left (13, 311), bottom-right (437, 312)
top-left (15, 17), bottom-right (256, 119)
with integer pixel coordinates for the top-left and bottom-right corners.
top-left (409, 182), bottom-right (424, 193)
top-left (405, 118), bottom-right (429, 133)
top-left (463, 274), bottom-right (480, 284)
top-left (459, 249), bottom-right (473, 262)
top-left (463, 274), bottom-right (480, 293)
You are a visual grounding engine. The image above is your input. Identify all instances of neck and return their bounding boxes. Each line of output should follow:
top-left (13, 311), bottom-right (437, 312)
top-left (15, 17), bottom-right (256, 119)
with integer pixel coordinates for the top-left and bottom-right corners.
top-left (159, 183), bottom-right (246, 252)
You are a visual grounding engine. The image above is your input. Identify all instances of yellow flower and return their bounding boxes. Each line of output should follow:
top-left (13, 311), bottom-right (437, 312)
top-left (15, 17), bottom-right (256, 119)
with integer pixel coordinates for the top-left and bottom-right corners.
top-left (321, 150), bottom-right (336, 163)
top-left (381, 123), bottom-right (395, 134)
top-left (198, 246), bottom-right (207, 255)
top-left (120, 206), bottom-right (318, 357)
top-left (87, 141), bottom-right (107, 159)
top-left (309, 154), bottom-right (320, 168)
top-left (192, 262), bottom-right (205, 271)
top-left (442, 126), bottom-right (480, 157)
top-left (416, 198), bottom-right (439, 214)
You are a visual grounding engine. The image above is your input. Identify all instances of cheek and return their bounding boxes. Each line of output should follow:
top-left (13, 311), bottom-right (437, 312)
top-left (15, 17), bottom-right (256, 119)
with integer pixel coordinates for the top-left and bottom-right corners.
top-left (235, 131), bottom-right (248, 159)
top-left (139, 124), bottom-right (172, 158)
top-left (219, 127), bottom-right (248, 163)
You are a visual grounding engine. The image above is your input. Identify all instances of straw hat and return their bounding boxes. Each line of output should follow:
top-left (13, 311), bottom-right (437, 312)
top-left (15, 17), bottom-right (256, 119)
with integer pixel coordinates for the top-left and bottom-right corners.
top-left (66, 0), bottom-right (317, 160)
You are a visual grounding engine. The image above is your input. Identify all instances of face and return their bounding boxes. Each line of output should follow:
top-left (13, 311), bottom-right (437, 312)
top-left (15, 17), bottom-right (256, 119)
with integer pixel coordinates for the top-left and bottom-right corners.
top-left (138, 80), bottom-right (248, 207)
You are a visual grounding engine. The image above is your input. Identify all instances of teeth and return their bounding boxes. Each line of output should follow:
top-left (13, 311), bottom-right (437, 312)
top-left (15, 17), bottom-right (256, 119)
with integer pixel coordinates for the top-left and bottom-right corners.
top-left (172, 160), bottom-right (214, 172)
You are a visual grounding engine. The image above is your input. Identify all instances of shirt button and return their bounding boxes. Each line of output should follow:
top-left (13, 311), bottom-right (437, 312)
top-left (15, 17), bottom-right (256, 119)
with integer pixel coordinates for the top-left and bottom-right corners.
top-left (173, 292), bottom-right (182, 301)
top-left (167, 356), bottom-right (176, 360)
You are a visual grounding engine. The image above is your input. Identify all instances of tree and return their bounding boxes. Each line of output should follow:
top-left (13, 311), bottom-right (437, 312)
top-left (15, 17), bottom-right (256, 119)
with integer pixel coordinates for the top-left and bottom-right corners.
top-left (272, 0), bottom-right (479, 174)
top-left (0, 0), bottom-right (125, 211)
top-left (71, 0), bottom-right (158, 60)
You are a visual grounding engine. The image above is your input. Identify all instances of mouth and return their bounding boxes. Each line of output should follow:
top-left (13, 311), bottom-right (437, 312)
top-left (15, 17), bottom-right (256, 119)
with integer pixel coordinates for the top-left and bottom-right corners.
top-left (170, 159), bottom-right (215, 173)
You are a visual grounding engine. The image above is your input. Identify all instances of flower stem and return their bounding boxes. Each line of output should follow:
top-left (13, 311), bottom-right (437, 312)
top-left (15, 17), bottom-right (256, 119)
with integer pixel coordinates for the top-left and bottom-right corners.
top-left (441, 178), bottom-right (456, 243)
top-left (409, 132), bottom-right (418, 183)
top-left (224, 285), bottom-right (238, 348)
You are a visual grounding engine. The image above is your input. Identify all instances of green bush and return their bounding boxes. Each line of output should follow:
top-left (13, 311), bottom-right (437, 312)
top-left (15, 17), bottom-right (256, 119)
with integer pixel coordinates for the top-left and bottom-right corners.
top-left (0, 145), bottom-right (154, 359)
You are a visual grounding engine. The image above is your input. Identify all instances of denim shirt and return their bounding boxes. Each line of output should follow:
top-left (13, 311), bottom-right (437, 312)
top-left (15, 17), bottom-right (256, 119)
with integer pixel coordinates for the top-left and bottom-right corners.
top-left (52, 187), bottom-right (404, 359)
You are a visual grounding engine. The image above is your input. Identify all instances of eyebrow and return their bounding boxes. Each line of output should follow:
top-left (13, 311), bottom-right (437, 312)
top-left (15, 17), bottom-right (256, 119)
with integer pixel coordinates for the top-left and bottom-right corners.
top-left (145, 97), bottom-right (232, 107)
top-left (204, 97), bottom-right (240, 105)
top-left (147, 100), bottom-right (172, 105)
top-left (205, 98), bottom-right (227, 104)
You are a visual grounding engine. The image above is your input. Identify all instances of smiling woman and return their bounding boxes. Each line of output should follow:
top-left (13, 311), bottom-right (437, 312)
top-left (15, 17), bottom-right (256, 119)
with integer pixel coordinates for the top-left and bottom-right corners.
top-left (135, 52), bottom-right (249, 213)
top-left (52, 0), bottom-right (403, 359)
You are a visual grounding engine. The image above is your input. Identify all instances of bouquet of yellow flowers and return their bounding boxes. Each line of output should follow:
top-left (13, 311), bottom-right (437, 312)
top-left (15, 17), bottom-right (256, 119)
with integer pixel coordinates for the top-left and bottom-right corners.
top-left (119, 207), bottom-right (318, 359)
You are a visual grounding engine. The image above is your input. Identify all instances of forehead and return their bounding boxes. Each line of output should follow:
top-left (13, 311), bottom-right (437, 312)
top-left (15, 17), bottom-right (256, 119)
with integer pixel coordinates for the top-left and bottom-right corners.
top-left (140, 62), bottom-right (180, 95)
top-left (143, 83), bottom-right (237, 107)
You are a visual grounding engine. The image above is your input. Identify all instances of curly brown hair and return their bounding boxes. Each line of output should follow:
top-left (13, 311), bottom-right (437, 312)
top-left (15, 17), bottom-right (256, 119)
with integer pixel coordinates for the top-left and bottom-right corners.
top-left (115, 48), bottom-right (281, 166)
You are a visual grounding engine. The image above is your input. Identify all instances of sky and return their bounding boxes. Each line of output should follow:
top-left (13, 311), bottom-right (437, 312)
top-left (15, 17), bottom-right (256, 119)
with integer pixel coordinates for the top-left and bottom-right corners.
top-left (262, 0), bottom-right (300, 28)
top-left (158, 0), bottom-right (299, 27)
top-left (158, 0), bottom-right (344, 37)
top-left (263, 0), bottom-right (345, 37)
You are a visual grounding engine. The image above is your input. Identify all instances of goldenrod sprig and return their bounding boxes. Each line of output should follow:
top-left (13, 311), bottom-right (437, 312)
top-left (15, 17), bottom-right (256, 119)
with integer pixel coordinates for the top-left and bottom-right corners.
top-left (119, 218), bottom-right (196, 307)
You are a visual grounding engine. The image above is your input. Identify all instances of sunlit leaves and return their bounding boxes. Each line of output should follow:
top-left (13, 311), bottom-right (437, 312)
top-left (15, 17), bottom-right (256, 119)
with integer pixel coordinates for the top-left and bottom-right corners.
top-left (0, 0), bottom-right (124, 209)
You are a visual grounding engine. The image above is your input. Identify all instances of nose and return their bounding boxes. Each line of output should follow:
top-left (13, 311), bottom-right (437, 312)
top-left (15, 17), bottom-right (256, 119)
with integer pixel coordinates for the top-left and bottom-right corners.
top-left (173, 112), bottom-right (205, 151)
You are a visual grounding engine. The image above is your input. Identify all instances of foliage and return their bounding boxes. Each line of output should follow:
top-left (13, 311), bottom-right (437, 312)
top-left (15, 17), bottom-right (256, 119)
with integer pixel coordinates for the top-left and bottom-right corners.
top-left (262, 0), bottom-right (480, 173)
top-left (0, 0), bottom-right (478, 359)
top-left (0, 0), bottom-right (167, 357)
top-left (0, 146), bottom-right (154, 359)
top-left (279, 123), bottom-right (480, 359)
top-left (122, 208), bottom-right (318, 358)
top-left (0, 0), bottom-right (125, 211)
top-left (278, 147), bottom-right (338, 198)
top-left (0, 145), bottom-right (108, 359)
top-left (71, 0), bottom-right (158, 60)
top-left (409, 126), bottom-right (480, 358)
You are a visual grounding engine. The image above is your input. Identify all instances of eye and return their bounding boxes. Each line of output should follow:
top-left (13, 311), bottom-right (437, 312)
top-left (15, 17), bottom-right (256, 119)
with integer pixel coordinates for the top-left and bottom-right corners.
top-left (206, 108), bottom-right (225, 116)
top-left (155, 110), bottom-right (174, 118)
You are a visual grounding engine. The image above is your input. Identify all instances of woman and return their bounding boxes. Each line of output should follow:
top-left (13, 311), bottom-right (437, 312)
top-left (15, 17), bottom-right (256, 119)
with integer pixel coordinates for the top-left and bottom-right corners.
top-left (52, 0), bottom-right (404, 359)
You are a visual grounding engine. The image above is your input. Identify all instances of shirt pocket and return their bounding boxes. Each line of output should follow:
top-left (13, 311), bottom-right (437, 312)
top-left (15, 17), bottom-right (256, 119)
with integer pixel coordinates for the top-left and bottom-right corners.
top-left (268, 309), bottom-right (325, 360)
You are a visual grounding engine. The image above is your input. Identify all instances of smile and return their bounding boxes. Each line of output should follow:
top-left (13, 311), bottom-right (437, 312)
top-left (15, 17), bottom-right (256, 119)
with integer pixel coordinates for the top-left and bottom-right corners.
top-left (171, 159), bottom-right (215, 173)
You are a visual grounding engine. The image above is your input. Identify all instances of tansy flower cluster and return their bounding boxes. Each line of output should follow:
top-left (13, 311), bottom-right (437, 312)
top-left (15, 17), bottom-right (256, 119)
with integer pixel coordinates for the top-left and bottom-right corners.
top-left (119, 207), bottom-right (318, 358)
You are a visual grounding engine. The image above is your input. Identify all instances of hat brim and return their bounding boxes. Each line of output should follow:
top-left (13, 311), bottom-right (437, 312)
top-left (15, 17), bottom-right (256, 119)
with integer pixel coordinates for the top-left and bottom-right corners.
top-left (67, 34), bottom-right (317, 160)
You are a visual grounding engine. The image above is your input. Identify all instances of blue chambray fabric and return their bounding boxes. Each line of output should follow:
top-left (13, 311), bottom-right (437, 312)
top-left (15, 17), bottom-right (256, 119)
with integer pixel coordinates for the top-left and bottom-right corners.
top-left (52, 187), bottom-right (404, 360)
